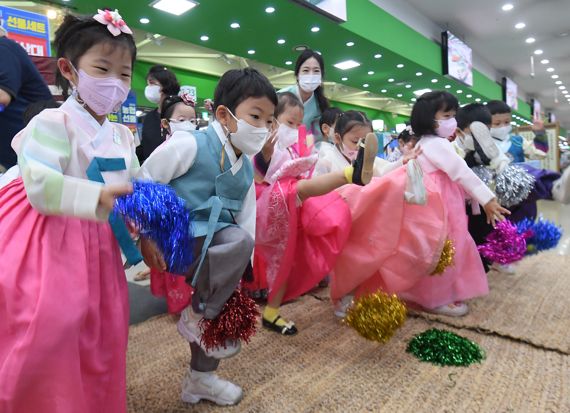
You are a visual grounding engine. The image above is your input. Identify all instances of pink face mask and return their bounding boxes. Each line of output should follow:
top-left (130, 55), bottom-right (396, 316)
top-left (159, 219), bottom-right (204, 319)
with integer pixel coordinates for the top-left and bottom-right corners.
top-left (339, 143), bottom-right (358, 162)
top-left (435, 117), bottom-right (457, 139)
top-left (72, 66), bottom-right (130, 116)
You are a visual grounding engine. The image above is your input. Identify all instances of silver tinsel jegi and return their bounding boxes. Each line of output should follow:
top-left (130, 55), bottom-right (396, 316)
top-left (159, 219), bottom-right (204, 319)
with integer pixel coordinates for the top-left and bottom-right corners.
top-left (494, 165), bottom-right (535, 208)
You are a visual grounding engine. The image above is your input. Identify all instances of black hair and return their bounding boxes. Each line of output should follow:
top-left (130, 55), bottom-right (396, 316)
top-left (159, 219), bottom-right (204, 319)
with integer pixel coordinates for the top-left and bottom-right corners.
top-left (486, 100), bottom-right (512, 115)
top-left (213, 68), bottom-right (278, 114)
top-left (294, 49), bottom-right (330, 114)
top-left (456, 103), bottom-right (492, 129)
top-left (411, 91), bottom-right (459, 137)
top-left (160, 95), bottom-right (196, 120)
top-left (54, 13), bottom-right (137, 97)
top-left (23, 100), bottom-right (59, 127)
top-left (397, 128), bottom-right (418, 145)
top-left (319, 107), bottom-right (343, 134)
top-left (335, 110), bottom-right (372, 137)
top-left (275, 91), bottom-right (303, 118)
top-left (146, 65), bottom-right (180, 97)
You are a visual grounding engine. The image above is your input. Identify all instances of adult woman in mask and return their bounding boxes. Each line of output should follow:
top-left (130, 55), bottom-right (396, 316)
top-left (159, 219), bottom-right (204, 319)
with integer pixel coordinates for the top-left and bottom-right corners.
top-left (137, 65), bottom-right (180, 163)
top-left (279, 49), bottom-right (330, 145)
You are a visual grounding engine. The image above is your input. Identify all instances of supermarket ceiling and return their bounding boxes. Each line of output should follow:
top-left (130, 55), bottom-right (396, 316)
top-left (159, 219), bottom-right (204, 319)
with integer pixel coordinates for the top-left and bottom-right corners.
top-left (6, 0), bottom-right (568, 128)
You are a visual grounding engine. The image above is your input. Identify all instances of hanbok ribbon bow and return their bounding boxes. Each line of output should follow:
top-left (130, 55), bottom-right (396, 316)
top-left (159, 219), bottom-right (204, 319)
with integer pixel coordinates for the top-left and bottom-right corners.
top-left (93, 9), bottom-right (133, 36)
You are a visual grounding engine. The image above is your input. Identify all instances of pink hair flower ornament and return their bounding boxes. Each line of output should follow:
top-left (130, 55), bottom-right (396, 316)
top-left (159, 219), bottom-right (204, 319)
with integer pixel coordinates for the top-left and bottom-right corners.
top-left (93, 9), bottom-right (133, 36)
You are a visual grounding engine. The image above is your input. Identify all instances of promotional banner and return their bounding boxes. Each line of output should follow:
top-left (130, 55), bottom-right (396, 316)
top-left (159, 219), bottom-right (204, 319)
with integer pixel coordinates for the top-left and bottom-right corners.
top-left (0, 6), bottom-right (51, 57)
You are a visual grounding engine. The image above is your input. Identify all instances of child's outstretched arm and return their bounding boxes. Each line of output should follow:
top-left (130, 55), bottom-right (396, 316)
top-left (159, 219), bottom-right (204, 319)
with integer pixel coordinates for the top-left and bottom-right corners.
top-left (137, 132), bottom-right (198, 183)
top-left (422, 137), bottom-right (509, 226)
top-left (17, 111), bottom-right (114, 220)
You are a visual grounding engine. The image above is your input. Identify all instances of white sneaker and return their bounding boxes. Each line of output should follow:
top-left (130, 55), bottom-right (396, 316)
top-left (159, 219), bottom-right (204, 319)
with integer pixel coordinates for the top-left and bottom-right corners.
top-left (177, 306), bottom-right (241, 359)
top-left (552, 167), bottom-right (570, 204)
top-left (334, 295), bottom-right (354, 318)
top-left (428, 302), bottom-right (469, 317)
top-left (491, 262), bottom-right (516, 274)
top-left (181, 370), bottom-right (243, 406)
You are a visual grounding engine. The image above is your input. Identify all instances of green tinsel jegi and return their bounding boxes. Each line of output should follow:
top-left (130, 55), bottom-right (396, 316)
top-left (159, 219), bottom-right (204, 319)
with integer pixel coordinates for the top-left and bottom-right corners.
top-left (406, 328), bottom-right (485, 367)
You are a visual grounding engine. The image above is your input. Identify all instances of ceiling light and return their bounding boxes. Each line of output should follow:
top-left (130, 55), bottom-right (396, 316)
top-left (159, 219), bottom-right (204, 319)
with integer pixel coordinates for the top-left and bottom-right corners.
top-left (381, 89), bottom-right (387, 93)
top-left (534, 49), bottom-right (544, 55)
top-left (140, 17), bottom-right (150, 24)
top-left (445, 85), bottom-right (451, 89)
top-left (47, 9), bottom-right (58, 19)
top-left (151, 0), bottom-right (199, 16)
top-left (555, 80), bottom-right (562, 84)
top-left (411, 98), bottom-right (417, 102)
top-left (457, 90), bottom-right (463, 93)
top-left (230, 22), bottom-right (240, 29)
top-left (388, 78), bottom-right (395, 82)
top-left (405, 84), bottom-right (412, 89)
top-left (525, 37), bottom-right (536, 44)
top-left (265, 6), bottom-right (275, 13)
top-left (346, 41), bottom-right (355, 47)
top-left (541, 59), bottom-right (550, 64)
top-left (334, 60), bottom-right (360, 70)
top-left (248, 49), bottom-right (255, 54)
top-left (396, 64), bottom-right (404, 68)
top-left (285, 60), bottom-right (292, 65)
top-left (368, 71), bottom-right (374, 75)
top-left (431, 79), bottom-right (438, 83)
top-left (363, 83), bottom-right (369, 88)
top-left (467, 94), bottom-right (472, 98)
top-left (515, 22), bottom-right (526, 29)
top-left (200, 35), bottom-right (209, 41)
top-left (341, 77), bottom-right (348, 81)
top-left (475, 98), bottom-right (481, 102)
top-left (563, 90), bottom-right (569, 94)
top-left (311, 26), bottom-right (320, 32)
top-left (560, 86), bottom-right (567, 90)
top-left (502, 3), bottom-right (514, 11)
top-left (552, 74), bottom-right (560, 79)
top-left (374, 53), bottom-right (382, 59)
top-left (416, 72), bottom-right (423, 76)
top-left (277, 39), bottom-right (286, 44)
top-left (397, 93), bottom-right (403, 97)
top-left (414, 88), bottom-right (432, 97)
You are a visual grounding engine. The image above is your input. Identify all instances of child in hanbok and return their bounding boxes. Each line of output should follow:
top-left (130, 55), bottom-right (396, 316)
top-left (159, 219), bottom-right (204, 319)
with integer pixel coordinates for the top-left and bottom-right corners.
top-left (253, 93), bottom-right (378, 335)
top-left (139, 68), bottom-right (276, 406)
top-left (332, 91), bottom-right (509, 318)
top-left (147, 92), bottom-right (197, 314)
top-left (0, 11), bottom-right (137, 412)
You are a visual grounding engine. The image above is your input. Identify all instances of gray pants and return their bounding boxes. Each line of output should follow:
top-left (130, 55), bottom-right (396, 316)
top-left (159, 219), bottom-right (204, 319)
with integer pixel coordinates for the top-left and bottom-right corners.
top-left (186, 226), bottom-right (254, 372)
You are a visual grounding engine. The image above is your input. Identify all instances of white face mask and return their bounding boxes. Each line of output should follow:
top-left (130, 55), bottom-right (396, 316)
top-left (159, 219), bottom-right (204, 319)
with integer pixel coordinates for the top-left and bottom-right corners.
top-left (145, 84), bottom-right (161, 104)
top-left (277, 123), bottom-right (299, 149)
top-left (226, 109), bottom-right (269, 156)
top-left (169, 120), bottom-right (196, 134)
top-left (490, 125), bottom-right (512, 141)
top-left (298, 74), bottom-right (322, 93)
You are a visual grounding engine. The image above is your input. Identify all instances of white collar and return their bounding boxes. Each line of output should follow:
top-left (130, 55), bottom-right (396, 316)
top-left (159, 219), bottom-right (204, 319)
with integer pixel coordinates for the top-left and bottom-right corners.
top-left (212, 120), bottom-right (238, 165)
top-left (294, 85), bottom-right (315, 106)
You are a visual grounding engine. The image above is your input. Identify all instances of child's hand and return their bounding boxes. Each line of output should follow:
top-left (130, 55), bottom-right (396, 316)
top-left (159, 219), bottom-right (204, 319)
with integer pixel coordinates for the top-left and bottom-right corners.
top-left (98, 183), bottom-right (133, 214)
top-left (402, 146), bottom-right (422, 164)
top-left (483, 199), bottom-right (510, 228)
top-left (140, 237), bottom-right (167, 271)
top-left (261, 129), bottom-right (278, 162)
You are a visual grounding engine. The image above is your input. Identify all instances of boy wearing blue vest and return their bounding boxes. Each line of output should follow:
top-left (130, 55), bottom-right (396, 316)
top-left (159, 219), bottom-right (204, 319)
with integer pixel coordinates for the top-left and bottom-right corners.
top-left (139, 68), bottom-right (277, 406)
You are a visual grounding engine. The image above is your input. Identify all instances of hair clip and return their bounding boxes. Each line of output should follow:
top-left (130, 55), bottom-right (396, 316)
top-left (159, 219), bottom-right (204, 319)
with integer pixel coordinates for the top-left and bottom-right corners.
top-left (179, 91), bottom-right (196, 107)
top-left (93, 9), bottom-right (132, 37)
